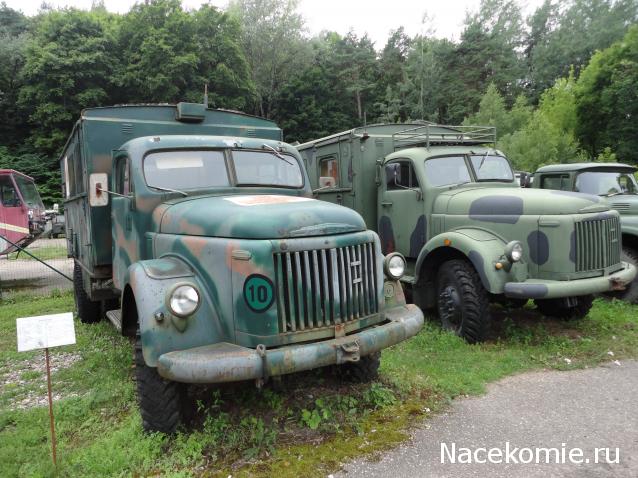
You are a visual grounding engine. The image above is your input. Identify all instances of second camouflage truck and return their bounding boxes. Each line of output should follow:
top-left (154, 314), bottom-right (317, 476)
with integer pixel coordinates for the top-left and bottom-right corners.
top-left (61, 103), bottom-right (423, 433)
top-left (298, 124), bottom-right (637, 343)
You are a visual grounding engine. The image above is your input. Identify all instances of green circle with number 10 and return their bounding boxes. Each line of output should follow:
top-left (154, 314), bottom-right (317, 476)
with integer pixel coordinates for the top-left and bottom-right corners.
top-left (243, 274), bottom-right (275, 312)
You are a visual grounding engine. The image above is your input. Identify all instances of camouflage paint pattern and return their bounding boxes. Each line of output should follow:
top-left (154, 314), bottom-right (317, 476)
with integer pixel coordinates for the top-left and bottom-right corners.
top-left (297, 127), bottom-right (637, 305)
top-left (61, 105), bottom-right (424, 384)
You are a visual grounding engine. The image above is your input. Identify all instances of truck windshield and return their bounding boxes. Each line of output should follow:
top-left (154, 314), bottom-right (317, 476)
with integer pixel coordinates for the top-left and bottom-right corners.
top-left (144, 151), bottom-right (230, 191)
top-left (424, 156), bottom-right (472, 187)
top-left (469, 155), bottom-right (514, 182)
top-left (575, 171), bottom-right (638, 196)
top-left (233, 150), bottom-right (303, 188)
top-left (13, 176), bottom-right (44, 208)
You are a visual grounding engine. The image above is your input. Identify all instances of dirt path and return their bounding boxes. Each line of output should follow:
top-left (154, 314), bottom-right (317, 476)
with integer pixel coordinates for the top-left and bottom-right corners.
top-left (338, 360), bottom-right (638, 478)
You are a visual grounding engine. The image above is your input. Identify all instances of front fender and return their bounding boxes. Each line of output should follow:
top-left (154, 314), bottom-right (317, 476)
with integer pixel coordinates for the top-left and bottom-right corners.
top-left (414, 229), bottom-right (528, 294)
top-left (124, 257), bottom-right (231, 367)
top-left (621, 217), bottom-right (638, 242)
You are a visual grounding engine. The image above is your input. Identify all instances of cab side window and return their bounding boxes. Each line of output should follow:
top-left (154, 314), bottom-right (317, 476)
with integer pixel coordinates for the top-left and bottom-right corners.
top-left (541, 174), bottom-right (570, 191)
top-left (0, 176), bottom-right (19, 207)
top-left (386, 161), bottom-right (419, 190)
top-left (319, 156), bottom-right (339, 187)
top-left (115, 157), bottom-right (131, 195)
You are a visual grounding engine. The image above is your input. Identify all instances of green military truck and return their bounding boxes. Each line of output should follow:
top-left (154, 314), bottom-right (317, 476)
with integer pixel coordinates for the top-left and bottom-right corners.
top-left (297, 124), bottom-right (636, 343)
top-left (60, 103), bottom-right (423, 433)
top-left (531, 162), bottom-right (638, 302)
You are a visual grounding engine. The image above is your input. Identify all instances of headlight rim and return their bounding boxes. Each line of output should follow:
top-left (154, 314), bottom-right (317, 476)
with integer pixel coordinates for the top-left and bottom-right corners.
top-left (166, 282), bottom-right (201, 318)
top-left (384, 252), bottom-right (406, 280)
top-left (504, 240), bottom-right (523, 263)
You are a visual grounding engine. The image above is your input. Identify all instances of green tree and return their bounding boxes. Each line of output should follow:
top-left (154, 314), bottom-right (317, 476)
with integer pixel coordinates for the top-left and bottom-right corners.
top-left (19, 8), bottom-right (117, 155)
top-left (228, 0), bottom-right (306, 118)
top-left (525, 0), bottom-right (637, 102)
top-left (575, 25), bottom-right (638, 163)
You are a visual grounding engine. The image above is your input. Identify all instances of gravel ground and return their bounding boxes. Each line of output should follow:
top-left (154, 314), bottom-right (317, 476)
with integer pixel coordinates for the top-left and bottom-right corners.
top-left (337, 360), bottom-right (638, 478)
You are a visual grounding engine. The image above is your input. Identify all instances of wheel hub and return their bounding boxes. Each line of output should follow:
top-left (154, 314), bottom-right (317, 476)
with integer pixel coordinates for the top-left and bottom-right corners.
top-left (439, 285), bottom-right (462, 328)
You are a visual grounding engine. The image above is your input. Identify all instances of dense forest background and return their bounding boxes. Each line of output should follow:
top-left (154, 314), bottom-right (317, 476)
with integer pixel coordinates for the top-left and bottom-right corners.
top-left (0, 0), bottom-right (636, 204)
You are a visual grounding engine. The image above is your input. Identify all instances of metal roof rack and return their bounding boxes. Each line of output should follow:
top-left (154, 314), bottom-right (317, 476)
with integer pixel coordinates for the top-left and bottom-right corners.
top-left (392, 124), bottom-right (496, 150)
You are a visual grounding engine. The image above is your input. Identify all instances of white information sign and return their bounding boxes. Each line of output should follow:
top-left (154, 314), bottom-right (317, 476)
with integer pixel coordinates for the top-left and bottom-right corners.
top-left (16, 312), bottom-right (76, 352)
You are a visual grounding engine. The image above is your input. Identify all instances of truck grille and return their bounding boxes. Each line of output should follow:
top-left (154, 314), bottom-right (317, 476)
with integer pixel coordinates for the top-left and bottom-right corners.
top-left (574, 216), bottom-right (621, 272)
top-left (274, 243), bottom-right (378, 333)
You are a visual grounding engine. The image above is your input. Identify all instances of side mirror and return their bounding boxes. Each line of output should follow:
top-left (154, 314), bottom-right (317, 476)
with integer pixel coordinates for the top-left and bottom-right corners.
top-left (319, 176), bottom-right (335, 189)
top-left (89, 173), bottom-right (109, 207)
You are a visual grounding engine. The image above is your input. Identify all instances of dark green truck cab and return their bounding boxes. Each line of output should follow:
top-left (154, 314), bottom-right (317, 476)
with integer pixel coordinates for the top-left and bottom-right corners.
top-left (60, 103), bottom-right (423, 433)
top-left (298, 124), bottom-right (636, 343)
top-left (532, 162), bottom-right (638, 302)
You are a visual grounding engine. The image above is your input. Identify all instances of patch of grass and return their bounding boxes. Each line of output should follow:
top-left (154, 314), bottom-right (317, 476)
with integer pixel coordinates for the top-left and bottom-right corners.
top-left (0, 294), bottom-right (636, 477)
top-left (7, 246), bottom-right (68, 262)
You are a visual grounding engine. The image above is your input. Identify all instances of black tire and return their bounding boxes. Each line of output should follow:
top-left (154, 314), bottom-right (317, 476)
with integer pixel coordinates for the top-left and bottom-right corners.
top-left (436, 259), bottom-right (491, 343)
top-left (73, 261), bottom-right (101, 324)
top-left (135, 336), bottom-right (184, 434)
top-left (606, 247), bottom-right (638, 304)
top-left (534, 294), bottom-right (594, 320)
top-left (336, 352), bottom-right (381, 382)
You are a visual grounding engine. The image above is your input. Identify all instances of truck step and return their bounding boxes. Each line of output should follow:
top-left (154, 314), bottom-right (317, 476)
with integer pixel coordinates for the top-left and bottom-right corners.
top-left (105, 309), bottom-right (122, 332)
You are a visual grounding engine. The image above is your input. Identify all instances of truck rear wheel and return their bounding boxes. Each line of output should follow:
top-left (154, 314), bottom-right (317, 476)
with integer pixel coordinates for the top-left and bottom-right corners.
top-left (73, 261), bottom-right (101, 324)
top-left (534, 294), bottom-right (594, 320)
top-left (606, 247), bottom-right (638, 304)
top-left (135, 336), bottom-right (184, 434)
top-left (336, 352), bottom-right (381, 382)
top-left (436, 259), bottom-right (491, 343)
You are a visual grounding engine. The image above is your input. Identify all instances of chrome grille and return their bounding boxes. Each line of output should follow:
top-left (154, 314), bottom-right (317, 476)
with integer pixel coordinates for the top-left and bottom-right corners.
top-left (575, 216), bottom-right (621, 272)
top-left (274, 243), bottom-right (378, 333)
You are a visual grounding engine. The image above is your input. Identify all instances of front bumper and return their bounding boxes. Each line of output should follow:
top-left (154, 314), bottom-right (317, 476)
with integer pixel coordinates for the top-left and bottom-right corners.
top-left (504, 261), bottom-right (637, 299)
top-left (156, 304), bottom-right (424, 384)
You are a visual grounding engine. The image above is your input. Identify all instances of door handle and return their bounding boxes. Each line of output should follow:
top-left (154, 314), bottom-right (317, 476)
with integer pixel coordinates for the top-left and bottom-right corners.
top-left (381, 201), bottom-right (393, 207)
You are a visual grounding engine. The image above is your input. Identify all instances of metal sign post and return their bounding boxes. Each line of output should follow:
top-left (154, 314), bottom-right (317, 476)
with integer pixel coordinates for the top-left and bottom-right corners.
top-left (16, 312), bottom-right (76, 466)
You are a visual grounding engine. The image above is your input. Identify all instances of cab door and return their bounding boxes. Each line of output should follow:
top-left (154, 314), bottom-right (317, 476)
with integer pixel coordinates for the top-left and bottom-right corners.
top-left (378, 160), bottom-right (426, 258)
top-left (111, 155), bottom-right (138, 290)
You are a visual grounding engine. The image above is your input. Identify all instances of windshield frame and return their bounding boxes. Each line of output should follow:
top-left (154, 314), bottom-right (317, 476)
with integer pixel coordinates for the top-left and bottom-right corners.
top-left (141, 147), bottom-right (306, 193)
top-left (13, 175), bottom-right (45, 209)
top-left (575, 170), bottom-right (638, 196)
top-left (421, 152), bottom-right (515, 188)
top-left (469, 153), bottom-right (515, 183)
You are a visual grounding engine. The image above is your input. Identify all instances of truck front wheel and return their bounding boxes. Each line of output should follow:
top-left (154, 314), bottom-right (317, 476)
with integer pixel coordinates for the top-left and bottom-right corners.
top-left (73, 261), bottom-right (101, 324)
top-left (135, 336), bottom-right (184, 434)
top-left (336, 352), bottom-right (381, 382)
top-left (436, 259), bottom-right (491, 343)
top-left (534, 294), bottom-right (594, 320)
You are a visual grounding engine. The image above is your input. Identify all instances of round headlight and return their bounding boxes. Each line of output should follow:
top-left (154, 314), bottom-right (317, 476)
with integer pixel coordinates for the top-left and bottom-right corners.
top-left (384, 253), bottom-right (406, 280)
top-left (505, 241), bottom-right (523, 263)
top-left (168, 285), bottom-right (200, 317)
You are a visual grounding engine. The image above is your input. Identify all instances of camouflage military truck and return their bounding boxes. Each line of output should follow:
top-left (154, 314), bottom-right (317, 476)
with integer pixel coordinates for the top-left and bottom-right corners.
top-left (297, 124), bottom-right (636, 343)
top-left (60, 103), bottom-right (423, 433)
top-left (531, 162), bottom-right (638, 302)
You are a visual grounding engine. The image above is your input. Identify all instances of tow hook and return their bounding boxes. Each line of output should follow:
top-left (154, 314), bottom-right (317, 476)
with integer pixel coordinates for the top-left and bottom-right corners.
top-left (255, 344), bottom-right (267, 388)
top-left (337, 341), bottom-right (360, 364)
top-left (609, 277), bottom-right (627, 291)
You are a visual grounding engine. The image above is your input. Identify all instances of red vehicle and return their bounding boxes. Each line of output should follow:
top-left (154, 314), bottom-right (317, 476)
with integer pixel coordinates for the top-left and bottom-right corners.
top-left (0, 169), bottom-right (46, 254)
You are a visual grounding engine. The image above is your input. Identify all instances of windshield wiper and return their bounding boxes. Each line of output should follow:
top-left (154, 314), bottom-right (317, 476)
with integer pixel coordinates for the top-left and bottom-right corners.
top-left (447, 180), bottom-right (471, 189)
top-left (263, 144), bottom-right (293, 165)
top-left (477, 151), bottom-right (489, 172)
top-left (149, 185), bottom-right (188, 197)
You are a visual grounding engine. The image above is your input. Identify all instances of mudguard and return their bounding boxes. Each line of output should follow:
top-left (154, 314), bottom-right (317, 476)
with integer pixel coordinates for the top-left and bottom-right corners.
top-left (414, 228), bottom-right (528, 294)
top-left (124, 256), bottom-right (230, 367)
top-left (621, 216), bottom-right (638, 240)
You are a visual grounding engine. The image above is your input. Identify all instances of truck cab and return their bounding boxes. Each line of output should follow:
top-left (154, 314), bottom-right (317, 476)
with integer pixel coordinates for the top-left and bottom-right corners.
top-left (532, 162), bottom-right (638, 302)
top-left (0, 169), bottom-right (46, 254)
top-left (60, 104), bottom-right (423, 433)
top-left (298, 124), bottom-right (636, 343)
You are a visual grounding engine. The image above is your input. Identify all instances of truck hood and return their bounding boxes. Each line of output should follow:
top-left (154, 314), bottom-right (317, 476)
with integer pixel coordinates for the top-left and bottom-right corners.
top-left (436, 187), bottom-right (610, 217)
top-left (156, 194), bottom-right (366, 239)
top-left (604, 195), bottom-right (638, 215)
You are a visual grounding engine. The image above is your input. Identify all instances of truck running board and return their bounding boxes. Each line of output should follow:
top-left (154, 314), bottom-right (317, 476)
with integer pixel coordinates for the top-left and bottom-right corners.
top-left (105, 309), bottom-right (122, 332)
